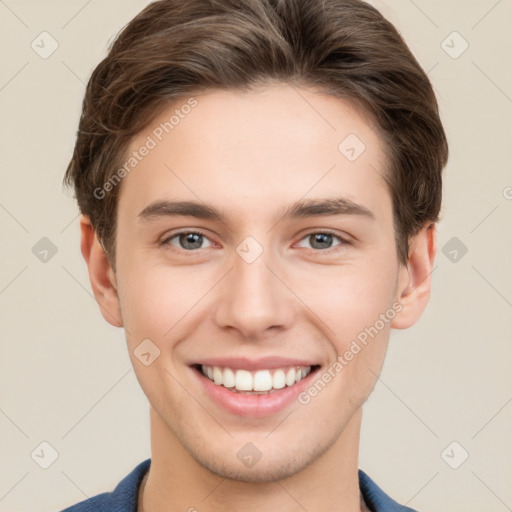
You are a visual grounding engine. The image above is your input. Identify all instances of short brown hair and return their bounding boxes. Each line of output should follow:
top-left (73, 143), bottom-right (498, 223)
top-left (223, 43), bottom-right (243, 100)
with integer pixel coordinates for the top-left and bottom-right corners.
top-left (64, 0), bottom-right (448, 267)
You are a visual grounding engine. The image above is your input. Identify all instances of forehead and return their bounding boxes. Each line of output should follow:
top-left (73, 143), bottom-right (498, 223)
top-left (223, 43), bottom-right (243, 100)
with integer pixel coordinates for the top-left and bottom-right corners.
top-left (117, 84), bottom-right (392, 227)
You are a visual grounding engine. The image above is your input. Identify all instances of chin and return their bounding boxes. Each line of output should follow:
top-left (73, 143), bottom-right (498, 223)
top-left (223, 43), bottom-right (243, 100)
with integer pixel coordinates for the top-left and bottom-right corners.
top-left (195, 453), bottom-right (313, 483)
top-left (181, 434), bottom-right (334, 484)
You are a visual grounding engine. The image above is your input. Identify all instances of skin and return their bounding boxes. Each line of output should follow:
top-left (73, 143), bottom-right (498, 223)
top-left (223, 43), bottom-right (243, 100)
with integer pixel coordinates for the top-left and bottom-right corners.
top-left (80, 84), bottom-right (436, 512)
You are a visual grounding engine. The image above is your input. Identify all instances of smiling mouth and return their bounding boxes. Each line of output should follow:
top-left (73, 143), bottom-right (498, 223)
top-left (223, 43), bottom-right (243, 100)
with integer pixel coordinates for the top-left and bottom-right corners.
top-left (192, 364), bottom-right (321, 395)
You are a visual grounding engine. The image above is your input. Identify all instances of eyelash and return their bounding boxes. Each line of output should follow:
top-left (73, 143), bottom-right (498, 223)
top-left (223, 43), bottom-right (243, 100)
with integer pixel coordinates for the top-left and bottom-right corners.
top-left (160, 229), bottom-right (350, 253)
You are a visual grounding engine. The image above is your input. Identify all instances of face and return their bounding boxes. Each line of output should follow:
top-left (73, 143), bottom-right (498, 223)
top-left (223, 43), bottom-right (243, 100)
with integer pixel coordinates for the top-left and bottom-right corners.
top-left (104, 85), bottom-right (410, 482)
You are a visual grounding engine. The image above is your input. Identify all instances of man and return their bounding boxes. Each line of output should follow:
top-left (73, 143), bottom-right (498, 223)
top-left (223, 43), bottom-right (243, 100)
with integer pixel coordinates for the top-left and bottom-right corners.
top-left (61, 0), bottom-right (448, 510)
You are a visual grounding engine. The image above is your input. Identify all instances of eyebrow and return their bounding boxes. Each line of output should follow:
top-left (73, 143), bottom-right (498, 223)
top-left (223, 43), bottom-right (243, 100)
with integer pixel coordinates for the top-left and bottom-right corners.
top-left (137, 197), bottom-right (375, 223)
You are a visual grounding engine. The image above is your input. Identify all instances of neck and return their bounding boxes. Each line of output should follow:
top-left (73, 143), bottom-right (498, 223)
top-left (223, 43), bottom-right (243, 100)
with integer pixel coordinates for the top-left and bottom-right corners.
top-left (140, 407), bottom-right (365, 512)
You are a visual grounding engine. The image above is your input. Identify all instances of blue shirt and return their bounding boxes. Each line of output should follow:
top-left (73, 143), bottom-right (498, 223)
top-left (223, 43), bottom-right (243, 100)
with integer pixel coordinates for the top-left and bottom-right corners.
top-left (61, 458), bottom-right (418, 512)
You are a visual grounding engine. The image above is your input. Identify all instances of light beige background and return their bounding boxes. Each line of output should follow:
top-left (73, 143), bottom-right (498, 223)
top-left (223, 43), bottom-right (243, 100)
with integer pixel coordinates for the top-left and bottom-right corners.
top-left (1, 1), bottom-right (511, 511)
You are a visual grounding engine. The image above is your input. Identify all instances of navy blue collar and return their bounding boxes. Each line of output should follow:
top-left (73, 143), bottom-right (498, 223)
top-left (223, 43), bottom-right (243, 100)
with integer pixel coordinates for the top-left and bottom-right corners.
top-left (358, 469), bottom-right (418, 511)
top-left (61, 458), bottom-right (418, 512)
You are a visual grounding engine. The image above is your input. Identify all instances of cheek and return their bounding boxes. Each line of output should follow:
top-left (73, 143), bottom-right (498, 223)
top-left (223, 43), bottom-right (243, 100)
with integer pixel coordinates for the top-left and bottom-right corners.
top-left (295, 257), bottom-right (399, 338)
top-left (118, 263), bottom-right (208, 342)
top-left (333, 266), bottom-right (397, 392)
top-left (294, 257), bottom-right (398, 400)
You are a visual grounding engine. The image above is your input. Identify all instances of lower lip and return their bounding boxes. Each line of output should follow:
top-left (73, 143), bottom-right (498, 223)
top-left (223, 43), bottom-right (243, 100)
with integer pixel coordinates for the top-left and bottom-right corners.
top-left (192, 366), bottom-right (319, 418)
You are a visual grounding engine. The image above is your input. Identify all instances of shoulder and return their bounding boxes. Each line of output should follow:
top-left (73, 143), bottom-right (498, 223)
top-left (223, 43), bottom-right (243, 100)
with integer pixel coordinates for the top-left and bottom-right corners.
top-left (60, 459), bottom-right (151, 512)
top-left (358, 469), bottom-right (419, 512)
top-left (60, 492), bottom-right (111, 512)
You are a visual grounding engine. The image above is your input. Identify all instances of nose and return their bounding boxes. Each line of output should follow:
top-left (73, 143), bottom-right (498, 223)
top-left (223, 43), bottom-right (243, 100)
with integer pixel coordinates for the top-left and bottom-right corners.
top-left (213, 244), bottom-right (296, 340)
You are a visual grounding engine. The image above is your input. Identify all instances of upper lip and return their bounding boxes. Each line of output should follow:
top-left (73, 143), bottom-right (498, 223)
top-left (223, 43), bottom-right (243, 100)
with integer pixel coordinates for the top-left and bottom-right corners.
top-left (191, 356), bottom-right (320, 371)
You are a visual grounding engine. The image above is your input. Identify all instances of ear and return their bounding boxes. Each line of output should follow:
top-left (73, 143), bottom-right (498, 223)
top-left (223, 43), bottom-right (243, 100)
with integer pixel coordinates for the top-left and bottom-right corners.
top-left (80, 215), bottom-right (123, 328)
top-left (391, 223), bottom-right (437, 329)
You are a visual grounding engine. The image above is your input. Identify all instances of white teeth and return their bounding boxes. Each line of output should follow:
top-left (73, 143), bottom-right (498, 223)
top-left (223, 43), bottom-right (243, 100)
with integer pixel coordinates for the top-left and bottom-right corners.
top-left (235, 369), bottom-right (253, 391)
top-left (223, 368), bottom-right (235, 388)
top-left (213, 366), bottom-right (223, 385)
top-left (253, 370), bottom-right (273, 391)
top-left (200, 364), bottom-right (313, 392)
top-left (272, 369), bottom-right (286, 389)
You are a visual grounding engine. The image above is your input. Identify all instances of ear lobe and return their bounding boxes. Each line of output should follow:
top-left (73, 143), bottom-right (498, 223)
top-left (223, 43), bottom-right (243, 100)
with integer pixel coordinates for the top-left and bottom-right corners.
top-left (80, 215), bottom-right (123, 328)
top-left (391, 223), bottom-right (437, 330)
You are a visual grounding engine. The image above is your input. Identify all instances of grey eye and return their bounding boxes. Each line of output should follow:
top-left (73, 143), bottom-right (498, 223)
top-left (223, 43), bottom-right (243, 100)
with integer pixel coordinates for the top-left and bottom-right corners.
top-left (167, 232), bottom-right (212, 250)
top-left (297, 233), bottom-right (343, 250)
